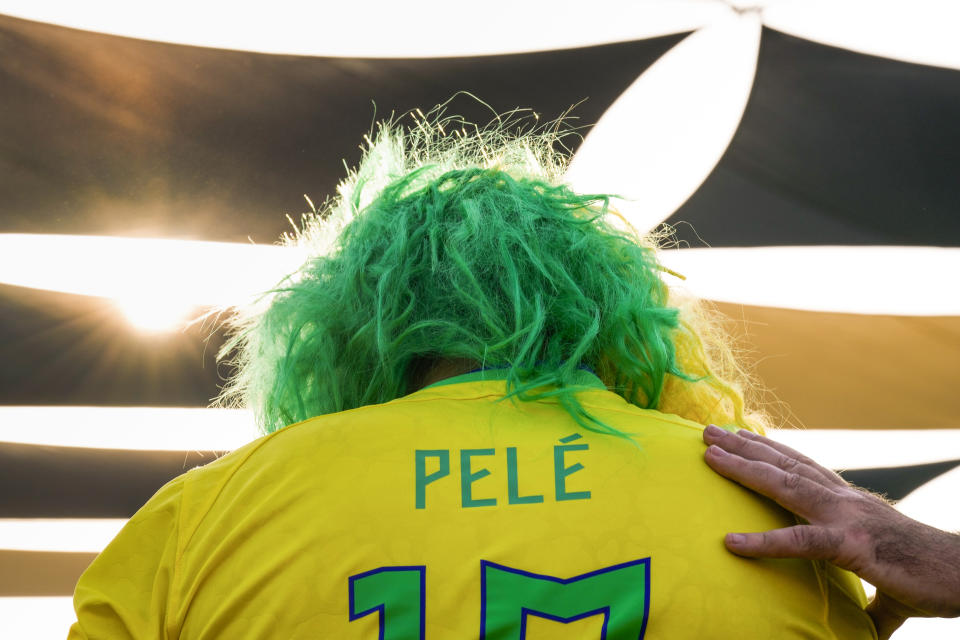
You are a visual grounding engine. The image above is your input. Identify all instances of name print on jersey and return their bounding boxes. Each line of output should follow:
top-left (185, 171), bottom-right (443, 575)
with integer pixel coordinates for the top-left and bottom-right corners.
top-left (415, 433), bottom-right (592, 509)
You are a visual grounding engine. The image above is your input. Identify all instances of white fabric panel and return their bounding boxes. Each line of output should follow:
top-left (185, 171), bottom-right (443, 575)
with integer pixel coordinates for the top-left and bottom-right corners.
top-left (0, 519), bottom-right (126, 553)
top-left (0, 0), bottom-right (724, 57)
top-left (769, 428), bottom-right (960, 470)
top-left (5, 237), bottom-right (960, 321)
top-left (0, 598), bottom-right (77, 639)
top-left (764, 0), bottom-right (960, 71)
top-left (0, 234), bottom-right (303, 330)
top-left (565, 11), bottom-right (761, 232)
top-left (0, 406), bottom-right (258, 451)
top-left (660, 246), bottom-right (960, 316)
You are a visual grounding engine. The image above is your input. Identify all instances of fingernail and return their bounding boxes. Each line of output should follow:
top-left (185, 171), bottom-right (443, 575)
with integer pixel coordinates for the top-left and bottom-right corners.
top-left (707, 445), bottom-right (727, 457)
top-left (727, 534), bottom-right (745, 545)
top-left (705, 425), bottom-right (725, 437)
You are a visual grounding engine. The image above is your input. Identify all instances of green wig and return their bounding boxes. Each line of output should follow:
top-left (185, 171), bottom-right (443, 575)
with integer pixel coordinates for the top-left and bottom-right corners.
top-left (219, 112), bottom-right (762, 436)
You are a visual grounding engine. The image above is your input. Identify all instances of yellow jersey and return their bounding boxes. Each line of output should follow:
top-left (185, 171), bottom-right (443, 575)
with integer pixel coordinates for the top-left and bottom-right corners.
top-left (70, 371), bottom-right (876, 639)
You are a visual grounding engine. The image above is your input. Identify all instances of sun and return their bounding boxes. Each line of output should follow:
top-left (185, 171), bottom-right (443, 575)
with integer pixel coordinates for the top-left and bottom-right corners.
top-left (114, 295), bottom-right (196, 332)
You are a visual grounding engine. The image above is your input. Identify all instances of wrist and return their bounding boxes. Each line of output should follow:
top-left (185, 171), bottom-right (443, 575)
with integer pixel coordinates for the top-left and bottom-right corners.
top-left (866, 593), bottom-right (909, 640)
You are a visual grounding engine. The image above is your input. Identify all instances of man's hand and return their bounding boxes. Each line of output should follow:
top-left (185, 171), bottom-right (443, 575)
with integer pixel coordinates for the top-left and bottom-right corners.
top-left (702, 425), bottom-right (960, 638)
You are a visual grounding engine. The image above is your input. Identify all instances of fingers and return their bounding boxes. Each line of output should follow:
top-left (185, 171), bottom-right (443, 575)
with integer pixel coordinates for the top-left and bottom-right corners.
top-left (724, 525), bottom-right (845, 563)
top-left (704, 441), bottom-right (840, 521)
top-left (703, 425), bottom-right (846, 489)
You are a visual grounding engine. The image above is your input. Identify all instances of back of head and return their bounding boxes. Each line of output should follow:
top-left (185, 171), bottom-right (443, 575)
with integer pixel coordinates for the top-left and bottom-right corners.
top-left (219, 109), bottom-right (767, 436)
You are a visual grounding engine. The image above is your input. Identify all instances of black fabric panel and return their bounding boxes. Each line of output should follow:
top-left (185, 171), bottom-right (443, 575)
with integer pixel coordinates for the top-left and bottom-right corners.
top-left (666, 27), bottom-right (960, 247)
top-left (0, 13), bottom-right (685, 244)
top-left (0, 442), bottom-right (218, 517)
top-left (838, 458), bottom-right (960, 502)
top-left (0, 283), bottom-right (227, 406)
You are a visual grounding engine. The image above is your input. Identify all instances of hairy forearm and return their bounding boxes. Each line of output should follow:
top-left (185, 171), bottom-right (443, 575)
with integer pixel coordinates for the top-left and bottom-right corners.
top-left (867, 517), bottom-right (960, 618)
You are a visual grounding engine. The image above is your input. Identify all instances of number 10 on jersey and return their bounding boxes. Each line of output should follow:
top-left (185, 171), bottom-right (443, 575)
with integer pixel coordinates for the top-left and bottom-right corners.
top-left (349, 558), bottom-right (650, 639)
